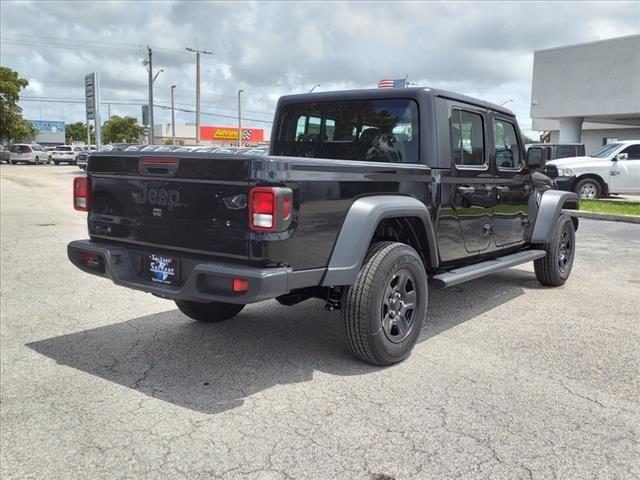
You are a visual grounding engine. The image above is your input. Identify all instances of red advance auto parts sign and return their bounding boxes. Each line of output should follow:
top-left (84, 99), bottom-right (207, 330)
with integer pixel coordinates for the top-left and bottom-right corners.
top-left (200, 126), bottom-right (264, 142)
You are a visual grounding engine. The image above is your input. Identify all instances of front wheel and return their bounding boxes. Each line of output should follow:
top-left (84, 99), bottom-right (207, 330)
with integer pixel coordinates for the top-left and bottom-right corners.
top-left (175, 300), bottom-right (245, 323)
top-left (34, 156), bottom-right (40, 165)
top-left (534, 214), bottom-right (576, 286)
top-left (574, 178), bottom-right (601, 199)
top-left (342, 242), bottom-right (428, 366)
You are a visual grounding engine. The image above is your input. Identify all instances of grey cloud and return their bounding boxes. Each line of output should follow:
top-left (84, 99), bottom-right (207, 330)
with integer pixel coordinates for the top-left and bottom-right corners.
top-left (2, 0), bottom-right (639, 135)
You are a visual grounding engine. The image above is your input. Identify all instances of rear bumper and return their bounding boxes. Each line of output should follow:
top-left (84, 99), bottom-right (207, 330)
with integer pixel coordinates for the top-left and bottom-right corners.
top-left (67, 239), bottom-right (317, 304)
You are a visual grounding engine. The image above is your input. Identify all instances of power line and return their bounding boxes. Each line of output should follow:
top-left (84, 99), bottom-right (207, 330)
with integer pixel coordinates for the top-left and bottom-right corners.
top-left (19, 96), bottom-right (274, 124)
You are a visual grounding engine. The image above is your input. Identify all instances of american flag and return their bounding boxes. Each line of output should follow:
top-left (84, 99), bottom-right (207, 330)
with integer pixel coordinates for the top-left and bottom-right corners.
top-left (378, 79), bottom-right (407, 89)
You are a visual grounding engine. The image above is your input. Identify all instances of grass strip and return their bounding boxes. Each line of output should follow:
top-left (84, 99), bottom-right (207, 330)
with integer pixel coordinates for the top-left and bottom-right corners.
top-left (579, 200), bottom-right (640, 217)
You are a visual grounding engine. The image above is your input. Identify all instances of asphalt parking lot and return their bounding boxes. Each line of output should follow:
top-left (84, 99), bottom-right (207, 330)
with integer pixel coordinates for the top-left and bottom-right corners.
top-left (1, 164), bottom-right (639, 480)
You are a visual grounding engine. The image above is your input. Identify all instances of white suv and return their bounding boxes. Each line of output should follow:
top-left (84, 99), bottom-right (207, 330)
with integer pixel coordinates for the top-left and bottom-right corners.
top-left (9, 144), bottom-right (48, 165)
top-left (547, 140), bottom-right (640, 199)
top-left (51, 145), bottom-right (83, 165)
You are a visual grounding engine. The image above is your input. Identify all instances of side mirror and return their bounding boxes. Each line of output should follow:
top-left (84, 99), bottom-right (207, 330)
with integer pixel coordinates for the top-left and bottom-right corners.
top-left (615, 153), bottom-right (628, 161)
top-left (527, 146), bottom-right (546, 170)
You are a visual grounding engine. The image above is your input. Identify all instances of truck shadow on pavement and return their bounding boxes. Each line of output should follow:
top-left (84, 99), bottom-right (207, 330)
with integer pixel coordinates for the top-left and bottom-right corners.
top-left (27, 269), bottom-right (537, 415)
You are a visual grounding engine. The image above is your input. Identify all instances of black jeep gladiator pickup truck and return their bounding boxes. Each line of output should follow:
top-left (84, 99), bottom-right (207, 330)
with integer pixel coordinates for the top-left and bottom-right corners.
top-left (69, 87), bottom-right (579, 366)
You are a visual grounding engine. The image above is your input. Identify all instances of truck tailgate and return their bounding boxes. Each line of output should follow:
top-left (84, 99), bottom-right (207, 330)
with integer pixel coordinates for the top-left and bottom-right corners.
top-left (87, 153), bottom-right (251, 259)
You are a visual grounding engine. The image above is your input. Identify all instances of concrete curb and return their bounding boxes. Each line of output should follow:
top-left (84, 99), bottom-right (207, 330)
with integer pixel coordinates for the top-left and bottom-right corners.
top-left (562, 209), bottom-right (640, 224)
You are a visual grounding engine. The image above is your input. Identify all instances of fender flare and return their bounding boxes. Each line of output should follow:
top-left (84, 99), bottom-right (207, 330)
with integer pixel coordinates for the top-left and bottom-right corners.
top-left (530, 190), bottom-right (579, 244)
top-left (322, 195), bottom-right (438, 286)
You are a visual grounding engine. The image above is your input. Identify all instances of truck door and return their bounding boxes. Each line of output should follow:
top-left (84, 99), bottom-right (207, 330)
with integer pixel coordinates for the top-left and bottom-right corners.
top-left (610, 144), bottom-right (640, 193)
top-left (489, 115), bottom-right (529, 248)
top-left (437, 104), bottom-right (494, 261)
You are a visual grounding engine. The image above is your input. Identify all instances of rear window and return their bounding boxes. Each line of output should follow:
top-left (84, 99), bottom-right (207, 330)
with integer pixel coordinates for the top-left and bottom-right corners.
top-left (272, 99), bottom-right (419, 163)
top-left (56, 146), bottom-right (72, 151)
top-left (555, 146), bottom-right (576, 159)
top-left (10, 145), bottom-right (31, 153)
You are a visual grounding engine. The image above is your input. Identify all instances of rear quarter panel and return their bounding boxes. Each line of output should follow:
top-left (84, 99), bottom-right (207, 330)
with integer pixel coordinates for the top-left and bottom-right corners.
top-left (249, 156), bottom-right (432, 269)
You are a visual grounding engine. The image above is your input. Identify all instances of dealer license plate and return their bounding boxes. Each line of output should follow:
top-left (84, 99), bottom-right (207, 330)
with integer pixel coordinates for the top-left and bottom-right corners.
top-left (146, 254), bottom-right (180, 285)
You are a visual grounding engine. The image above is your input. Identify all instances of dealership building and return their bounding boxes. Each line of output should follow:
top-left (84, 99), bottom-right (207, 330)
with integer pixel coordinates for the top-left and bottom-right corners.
top-left (153, 124), bottom-right (266, 146)
top-left (531, 34), bottom-right (640, 154)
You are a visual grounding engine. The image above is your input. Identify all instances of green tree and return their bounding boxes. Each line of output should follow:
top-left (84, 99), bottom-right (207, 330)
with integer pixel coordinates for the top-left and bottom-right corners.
top-left (522, 134), bottom-right (537, 144)
top-left (65, 122), bottom-right (94, 144)
top-left (12, 118), bottom-right (38, 142)
top-left (101, 115), bottom-right (144, 143)
top-left (0, 66), bottom-right (36, 142)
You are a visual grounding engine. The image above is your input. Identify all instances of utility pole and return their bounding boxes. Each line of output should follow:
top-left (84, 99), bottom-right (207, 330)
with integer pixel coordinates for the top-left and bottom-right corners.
top-left (107, 103), bottom-right (111, 120)
top-left (171, 85), bottom-right (176, 145)
top-left (185, 47), bottom-right (212, 144)
top-left (237, 89), bottom-right (244, 148)
top-left (146, 46), bottom-right (155, 144)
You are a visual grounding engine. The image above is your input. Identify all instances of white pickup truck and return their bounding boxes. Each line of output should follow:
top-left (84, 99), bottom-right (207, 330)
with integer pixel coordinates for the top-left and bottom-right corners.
top-left (547, 140), bottom-right (640, 199)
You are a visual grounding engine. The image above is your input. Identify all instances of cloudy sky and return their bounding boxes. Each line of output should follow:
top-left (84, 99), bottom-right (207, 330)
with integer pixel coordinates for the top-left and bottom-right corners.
top-left (2, 0), bottom-right (639, 138)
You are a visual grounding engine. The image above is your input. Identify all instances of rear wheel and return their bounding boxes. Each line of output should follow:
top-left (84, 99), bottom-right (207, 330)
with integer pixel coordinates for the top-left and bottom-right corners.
top-left (175, 300), bottom-right (245, 323)
top-left (342, 242), bottom-right (428, 366)
top-left (534, 214), bottom-right (575, 286)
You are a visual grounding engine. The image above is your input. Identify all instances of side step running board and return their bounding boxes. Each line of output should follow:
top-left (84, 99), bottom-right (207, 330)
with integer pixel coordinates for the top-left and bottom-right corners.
top-left (431, 250), bottom-right (546, 288)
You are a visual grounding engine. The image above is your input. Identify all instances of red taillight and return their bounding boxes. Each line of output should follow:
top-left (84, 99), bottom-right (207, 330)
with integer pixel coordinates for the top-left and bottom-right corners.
top-left (251, 188), bottom-right (276, 230)
top-left (233, 278), bottom-right (248, 293)
top-left (249, 187), bottom-right (293, 232)
top-left (73, 176), bottom-right (90, 211)
top-left (282, 195), bottom-right (292, 220)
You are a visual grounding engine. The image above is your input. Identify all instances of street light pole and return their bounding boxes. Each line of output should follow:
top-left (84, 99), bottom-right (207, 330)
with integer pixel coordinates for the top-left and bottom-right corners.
top-left (146, 46), bottom-right (155, 144)
top-left (185, 47), bottom-right (212, 144)
top-left (171, 85), bottom-right (176, 145)
top-left (237, 89), bottom-right (244, 148)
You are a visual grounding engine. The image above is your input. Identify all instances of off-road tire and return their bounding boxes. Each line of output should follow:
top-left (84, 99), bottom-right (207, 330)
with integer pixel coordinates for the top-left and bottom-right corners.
top-left (342, 241), bottom-right (428, 366)
top-left (534, 214), bottom-right (575, 286)
top-left (175, 300), bottom-right (245, 323)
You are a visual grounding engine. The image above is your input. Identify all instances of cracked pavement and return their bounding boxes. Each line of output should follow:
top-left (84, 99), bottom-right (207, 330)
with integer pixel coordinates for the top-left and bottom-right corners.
top-left (1, 165), bottom-right (639, 479)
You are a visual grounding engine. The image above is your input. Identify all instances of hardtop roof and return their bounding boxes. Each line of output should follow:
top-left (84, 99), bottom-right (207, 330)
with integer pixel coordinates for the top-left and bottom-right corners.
top-left (277, 87), bottom-right (515, 117)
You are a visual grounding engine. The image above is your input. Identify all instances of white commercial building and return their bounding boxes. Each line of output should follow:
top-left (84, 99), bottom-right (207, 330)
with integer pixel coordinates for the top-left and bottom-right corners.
top-left (531, 35), bottom-right (640, 154)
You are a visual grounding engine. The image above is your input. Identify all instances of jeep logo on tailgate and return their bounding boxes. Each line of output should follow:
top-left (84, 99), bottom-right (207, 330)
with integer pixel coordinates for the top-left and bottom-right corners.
top-left (133, 184), bottom-right (181, 210)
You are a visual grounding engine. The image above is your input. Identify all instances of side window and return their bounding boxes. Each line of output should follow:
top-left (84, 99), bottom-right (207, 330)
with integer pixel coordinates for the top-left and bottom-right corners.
top-left (493, 119), bottom-right (522, 169)
top-left (325, 119), bottom-right (336, 141)
top-left (450, 109), bottom-right (485, 168)
top-left (555, 146), bottom-right (576, 159)
top-left (620, 144), bottom-right (640, 160)
top-left (294, 115), bottom-right (321, 141)
top-left (295, 116), bottom-right (306, 140)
